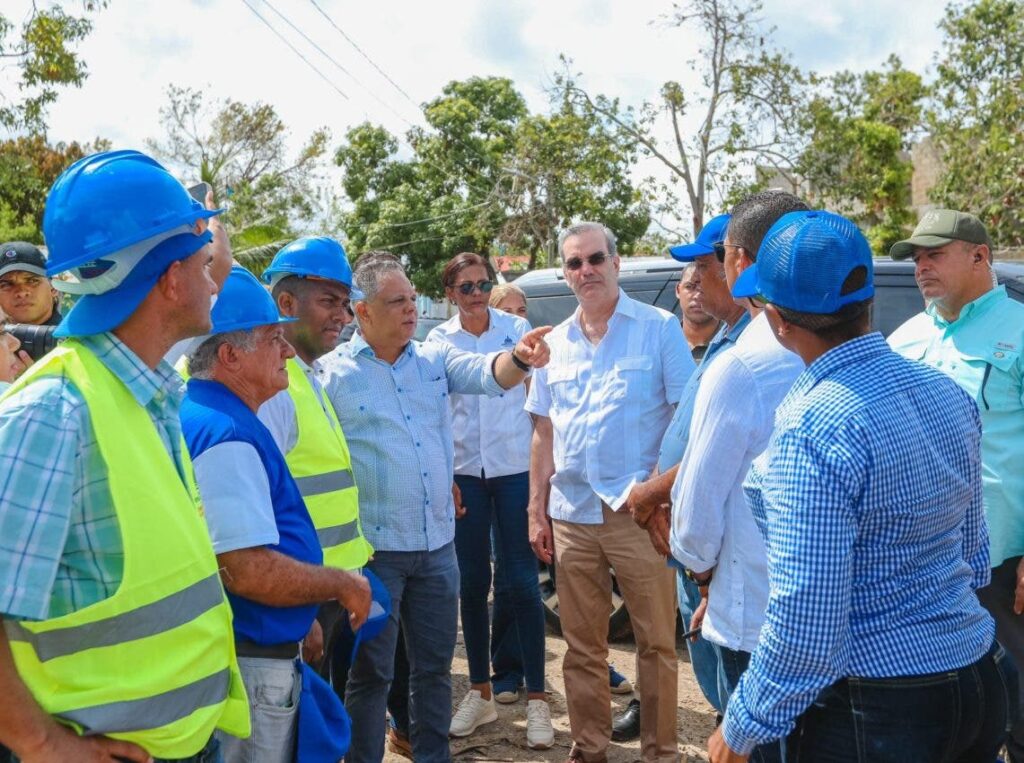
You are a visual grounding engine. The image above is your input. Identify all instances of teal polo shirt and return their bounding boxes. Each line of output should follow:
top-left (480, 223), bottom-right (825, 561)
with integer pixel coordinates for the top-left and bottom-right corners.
top-left (889, 285), bottom-right (1024, 567)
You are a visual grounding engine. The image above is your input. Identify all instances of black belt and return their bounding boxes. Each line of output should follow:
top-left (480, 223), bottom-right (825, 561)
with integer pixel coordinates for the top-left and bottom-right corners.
top-left (235, 640), bottom-right (301, 660)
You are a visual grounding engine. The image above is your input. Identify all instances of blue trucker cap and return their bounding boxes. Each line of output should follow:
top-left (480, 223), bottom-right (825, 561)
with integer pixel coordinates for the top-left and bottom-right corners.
top-left (668, 214), bottom-right (731, 262)
top-left (731, 210), bottom-right (874, 313)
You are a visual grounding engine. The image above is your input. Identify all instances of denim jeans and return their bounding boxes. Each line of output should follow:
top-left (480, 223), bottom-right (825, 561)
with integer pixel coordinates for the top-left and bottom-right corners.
top-left (217, 656), bottom-right (300, 763)
top-left (677, 571), bottom-right (723, 713)
top-left (784, 641), bottom-right (1019, 762)
top-left (490, 558), bottom-right (525, 689)
top-left (389, 625), bottom-right (411, 736)
top-left (454, 472), bottom-right (545, 694)
top-left (345, 544), bottom-right (459, 763)
top-left (715, 644), bottom-right (782, 763)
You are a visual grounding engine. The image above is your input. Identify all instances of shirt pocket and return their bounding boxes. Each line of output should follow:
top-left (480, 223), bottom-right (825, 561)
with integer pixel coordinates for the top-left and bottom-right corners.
top-left (409, 378), bottom-right (450, 422)
top-left (968, 347), bottom-right (1021, 413)
top-left (546, 365), bottom-right (581, 409)
top-left (609, 355), bottom-right (655, 400)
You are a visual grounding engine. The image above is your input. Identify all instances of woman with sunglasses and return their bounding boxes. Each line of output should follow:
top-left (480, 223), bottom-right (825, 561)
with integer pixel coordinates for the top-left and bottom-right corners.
top-left (425, 253), bottom-right (553, 750)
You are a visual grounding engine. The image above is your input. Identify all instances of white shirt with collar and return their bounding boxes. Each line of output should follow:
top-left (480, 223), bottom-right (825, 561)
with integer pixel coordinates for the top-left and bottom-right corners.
top-left (525, 289), bottom-right (694, 524)
top-left (425, 307), bottom-right (533, 478)
top-left (669, 311), bottom-right (805, 652)
top-left (257, 354), bottom-right (335, 455)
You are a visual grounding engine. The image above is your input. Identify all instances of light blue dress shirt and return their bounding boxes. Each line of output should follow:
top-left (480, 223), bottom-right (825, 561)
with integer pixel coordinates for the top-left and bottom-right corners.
top-left (321, 333), bottom-right (503, 552)
top-left (888, 285), bottom-right (1024, 567)
top-left (657, 311), bottom-right (752, 472)
top-left (723, 333), bottom-right (994, 755)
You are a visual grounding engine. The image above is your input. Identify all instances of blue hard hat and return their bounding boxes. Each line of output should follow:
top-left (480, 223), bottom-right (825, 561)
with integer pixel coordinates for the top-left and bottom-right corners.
top-left (43, 150), bottom-right (222, 277)
top-left (210, 265), bottom-right (297, 334)
top-left (732, 210), bottom-right (874, 314)
top-left (669, 214), bottom-right (731, 262)
top-left (261, 236), bottom-right (363, 299)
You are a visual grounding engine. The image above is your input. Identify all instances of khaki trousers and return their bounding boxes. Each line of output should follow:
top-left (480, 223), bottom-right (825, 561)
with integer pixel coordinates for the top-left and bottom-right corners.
top-left (553, 505), bottom-right (679, 763)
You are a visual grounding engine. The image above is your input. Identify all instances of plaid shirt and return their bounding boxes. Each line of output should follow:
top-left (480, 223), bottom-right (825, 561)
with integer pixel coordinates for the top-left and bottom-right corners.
top-left (723, 332), bottom-right (995, 755)
top-left (0, 333), bottom-right (186, 621)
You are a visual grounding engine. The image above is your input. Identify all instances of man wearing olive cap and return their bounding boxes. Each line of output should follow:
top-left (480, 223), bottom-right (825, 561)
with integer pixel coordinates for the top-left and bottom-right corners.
top-left (888, 209), bottom-right (1024, 761)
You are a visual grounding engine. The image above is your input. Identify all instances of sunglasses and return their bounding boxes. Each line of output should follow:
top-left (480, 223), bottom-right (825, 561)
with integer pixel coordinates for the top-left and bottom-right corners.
top-left (714, 242), bottom-right (744, 263)
top-left (564, 252), bottom-right (608, 271)
top-left (455, 280), bottom-right (494, 296)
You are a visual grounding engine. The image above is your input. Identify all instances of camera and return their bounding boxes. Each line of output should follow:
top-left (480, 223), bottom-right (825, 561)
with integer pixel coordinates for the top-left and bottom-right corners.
top-left (7, 324), bottom-right (59, 361)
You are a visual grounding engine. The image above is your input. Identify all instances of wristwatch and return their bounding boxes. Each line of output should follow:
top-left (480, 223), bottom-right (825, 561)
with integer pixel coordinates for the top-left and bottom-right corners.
top-left (510, 350), bottom-right (531, 372)
top-left (684, 567), bottom-right (713, 586)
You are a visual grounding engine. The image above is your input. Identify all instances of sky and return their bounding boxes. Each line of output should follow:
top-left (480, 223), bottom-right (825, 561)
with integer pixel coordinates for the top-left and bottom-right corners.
top-left (4, 0), bottom-right (949, 228)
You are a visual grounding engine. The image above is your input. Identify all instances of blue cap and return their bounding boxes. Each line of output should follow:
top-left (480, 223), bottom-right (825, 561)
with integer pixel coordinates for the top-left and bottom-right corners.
top-left (732, 210), bottom-right (874, 313)
top-left (668, 214), bottom-right (731, 262)
top-left (54, 230), bottom-right (213, 338)
top-left (210, 265), bottom-right (297, 334)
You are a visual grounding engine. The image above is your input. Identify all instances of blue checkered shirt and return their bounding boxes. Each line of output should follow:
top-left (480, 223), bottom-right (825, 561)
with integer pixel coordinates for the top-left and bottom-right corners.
top-left (321, 333), bottom-right (502, 552)
top-left (723, 332), bottom-right (995, 755)
top-left (0, 333), bottom-right (187, 621)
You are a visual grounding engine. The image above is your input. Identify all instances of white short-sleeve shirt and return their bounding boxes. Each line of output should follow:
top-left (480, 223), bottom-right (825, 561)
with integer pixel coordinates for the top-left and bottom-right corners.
top-left (526, 290), bottom-right (694, 524)
top-left (426, 308), bottom-right (533, 478)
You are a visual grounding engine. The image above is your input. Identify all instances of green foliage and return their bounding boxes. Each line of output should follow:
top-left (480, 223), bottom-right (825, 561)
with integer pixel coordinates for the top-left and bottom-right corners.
top-left (0, 133), bottom-right (111, 243)
top-left (147, 86), bottom-right (334, 258)
top-left (335, 76), bottom-right (650, 296)
top-left (0, 2), bottom-right (107, 133)
top-left (797, 56), bottom-right (925, 255)
top-left (927, 0), bottom-right (1024, 249)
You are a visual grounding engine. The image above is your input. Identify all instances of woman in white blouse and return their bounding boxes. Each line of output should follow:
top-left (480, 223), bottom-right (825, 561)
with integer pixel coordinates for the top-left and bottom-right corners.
top-left (426, 254), bottom-right (553, 750)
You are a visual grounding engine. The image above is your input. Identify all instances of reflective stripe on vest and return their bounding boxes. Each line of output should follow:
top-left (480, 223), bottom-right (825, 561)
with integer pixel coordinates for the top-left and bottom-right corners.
top-left (294, 468), bottom-right (355, 497)
top-left (284, 358), bottom-right (372, 570)
top-left (1, 342), bottom-right (250, 757)
top-left (5, 573), bottom-right (224, 662)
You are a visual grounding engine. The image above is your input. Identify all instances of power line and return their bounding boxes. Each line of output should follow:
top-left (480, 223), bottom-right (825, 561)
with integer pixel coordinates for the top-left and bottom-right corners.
top-left (307, 0), bottom-right (419, 108)
top-left (258, 0), bottom-right (416, 128)
top-left (376, 200), bottom-right (495, 229)
top-left (239, 0), bottom-right (349, 101)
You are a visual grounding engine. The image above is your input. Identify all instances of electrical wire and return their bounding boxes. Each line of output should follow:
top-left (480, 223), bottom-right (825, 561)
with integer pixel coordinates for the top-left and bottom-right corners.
top-left (238, 0), bottom-right (349, 101)
top-left (258, 0), bottom-right (417, 128)
top-left (307, 0), bottom-right (419, 108)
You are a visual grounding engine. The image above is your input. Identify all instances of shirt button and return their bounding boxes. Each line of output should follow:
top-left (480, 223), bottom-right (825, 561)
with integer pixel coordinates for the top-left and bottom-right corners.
top-left (406, 415), bottom-right (411, 420)
top-left (416, 442), bottom-right (421, 447)
top-left (426, 499), bottom-right (431, 505)
top-left (422, 471), bottom-right (428, 477)
top-left (397, 387), bottom-right (402, 392)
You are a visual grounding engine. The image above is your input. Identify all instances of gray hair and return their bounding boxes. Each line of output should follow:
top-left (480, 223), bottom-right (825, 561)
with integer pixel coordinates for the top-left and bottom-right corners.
top-left (187, 330), bottom-right (258, 379)
top-left (353, 251), bottom-right (406, 302)
top-left (557, 222), bottom-right (618, 260)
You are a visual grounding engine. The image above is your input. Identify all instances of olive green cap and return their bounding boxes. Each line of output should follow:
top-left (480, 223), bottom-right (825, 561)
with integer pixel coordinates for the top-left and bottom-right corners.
top-left (890, 209), bottom-right (992, 260)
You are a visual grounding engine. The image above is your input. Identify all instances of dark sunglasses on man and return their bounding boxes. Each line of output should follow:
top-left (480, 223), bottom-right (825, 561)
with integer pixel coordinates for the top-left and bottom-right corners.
top-left (455, 280), bottom-right (494, 296)
top-left (564, 252), bottom-right (608, 271)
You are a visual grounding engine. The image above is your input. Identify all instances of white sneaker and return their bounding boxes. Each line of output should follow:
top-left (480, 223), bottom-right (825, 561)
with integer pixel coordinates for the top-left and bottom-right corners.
top-left (526, 699), bottom-right (554, 750)
top-left (450, 690), bottom-right (498, 737)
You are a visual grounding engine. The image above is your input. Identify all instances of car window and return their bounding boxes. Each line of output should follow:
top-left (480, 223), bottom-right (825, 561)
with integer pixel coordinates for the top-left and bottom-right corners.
top-left (871, 285), bottom-right (925, 336)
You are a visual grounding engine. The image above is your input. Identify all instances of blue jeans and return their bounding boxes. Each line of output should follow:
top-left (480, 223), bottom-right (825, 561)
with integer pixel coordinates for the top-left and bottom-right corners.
top-left (677, 571), bottom-right (723, 713)
top-left (716, 644), bottom-right (782, 763)
top-left (784, 641), bottom-right (1019, 762)
top-left (454, 472), bottom-right (545, 694)
top-left (490, 560), bottom-right (525, 689)
top-left (345, 544), bottom-right (459, 763)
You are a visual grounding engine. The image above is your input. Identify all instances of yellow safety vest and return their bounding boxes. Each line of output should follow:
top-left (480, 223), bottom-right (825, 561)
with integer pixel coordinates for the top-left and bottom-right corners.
top-left (285, 358), bottom-right (372, 570)
top-left (2, 341), bottom-right (250, 758)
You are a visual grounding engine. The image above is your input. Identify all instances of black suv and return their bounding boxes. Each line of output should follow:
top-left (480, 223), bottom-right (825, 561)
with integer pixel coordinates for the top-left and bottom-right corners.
top-left (516, 256), bottom-right (1024, 639)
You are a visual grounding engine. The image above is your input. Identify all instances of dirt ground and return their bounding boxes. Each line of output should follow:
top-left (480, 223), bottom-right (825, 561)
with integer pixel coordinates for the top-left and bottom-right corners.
top-left (382, 627), bottom-right (717, 763)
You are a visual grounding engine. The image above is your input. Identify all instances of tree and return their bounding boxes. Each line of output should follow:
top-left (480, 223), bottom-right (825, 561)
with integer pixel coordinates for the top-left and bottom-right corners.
top-left (927, 0), bottom-right (1024, 250)
top-left (146, 85), bottom-right (332, 262)
top-left (797, 56), bottom-right (926, 254)
top-left (0, 2), bottom-right (107, 133)
top-left (335, 76), bottom-right (650, 295)
top-left (0, 133), bottom-right (110, 242)
top-left (559, 0), bottom-right (807, 236)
